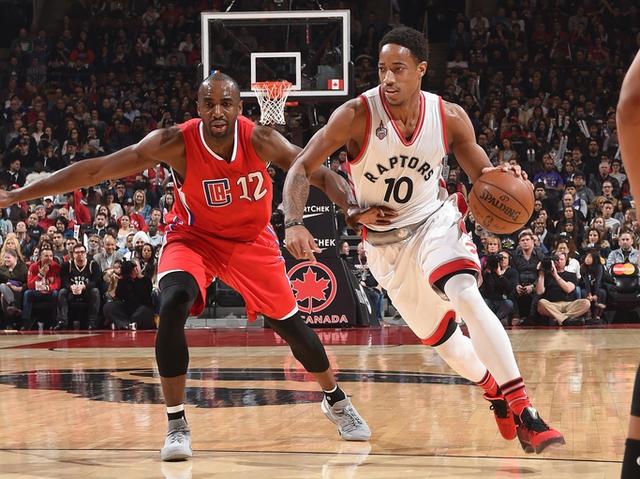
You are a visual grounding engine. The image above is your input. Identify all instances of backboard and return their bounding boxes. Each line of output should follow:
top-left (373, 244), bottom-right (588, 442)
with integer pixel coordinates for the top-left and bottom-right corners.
top-left (201, 10), bottom-right (351, 100)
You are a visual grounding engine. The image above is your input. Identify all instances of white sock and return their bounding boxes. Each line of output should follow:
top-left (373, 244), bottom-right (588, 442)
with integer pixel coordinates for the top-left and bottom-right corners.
top-left (443, 274), bottom-right (521, 385)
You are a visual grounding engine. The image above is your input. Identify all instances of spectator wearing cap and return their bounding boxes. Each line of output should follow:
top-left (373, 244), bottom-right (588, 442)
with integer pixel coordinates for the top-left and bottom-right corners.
top-left (572, 171), bottom-right (595, 207)
top-left (0, 158), bottom-right (26, 188)
top-left (34, 204), bottom-right (54, 230)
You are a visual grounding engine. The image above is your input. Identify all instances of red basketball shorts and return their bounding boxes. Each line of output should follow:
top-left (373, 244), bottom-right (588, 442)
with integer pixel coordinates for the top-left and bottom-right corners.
top-left (157, 224), bottom-right (298, 320)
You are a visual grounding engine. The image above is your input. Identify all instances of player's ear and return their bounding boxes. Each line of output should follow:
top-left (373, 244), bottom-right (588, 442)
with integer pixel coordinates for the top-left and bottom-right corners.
top-left (418, 61), bottom-right (428, 78)
top-left (238, 99), bottom-right (243, 115)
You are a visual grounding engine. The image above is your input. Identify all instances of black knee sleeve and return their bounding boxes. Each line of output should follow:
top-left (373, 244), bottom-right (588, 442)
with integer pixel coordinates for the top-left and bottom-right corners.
top-left (265, 314), bottom-right (330, 373)
top-left (155, 272), bottom-right (199, 378)
top-left (632, 364), bottom-right (640, 417)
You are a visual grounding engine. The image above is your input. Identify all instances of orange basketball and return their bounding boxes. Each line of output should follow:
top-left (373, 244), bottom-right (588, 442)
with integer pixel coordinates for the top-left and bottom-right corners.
top-left (468, 169), bottom-right (534, 234)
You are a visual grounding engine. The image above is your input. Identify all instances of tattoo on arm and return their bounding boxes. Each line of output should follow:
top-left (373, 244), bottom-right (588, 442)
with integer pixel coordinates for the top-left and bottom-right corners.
top-left (283, 172), bottom-right (310, 222)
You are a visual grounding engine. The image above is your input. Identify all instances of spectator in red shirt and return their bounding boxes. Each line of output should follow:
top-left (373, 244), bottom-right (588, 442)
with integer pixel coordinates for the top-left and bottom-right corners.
top-left (21, 245), bottom-right (61, 330)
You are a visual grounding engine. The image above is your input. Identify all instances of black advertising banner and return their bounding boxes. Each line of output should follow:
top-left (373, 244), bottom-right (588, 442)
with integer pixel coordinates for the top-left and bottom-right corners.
top-left (291, 185), bottom-right (337, 258)
top-left (285, 257), bottom-right (372, 328)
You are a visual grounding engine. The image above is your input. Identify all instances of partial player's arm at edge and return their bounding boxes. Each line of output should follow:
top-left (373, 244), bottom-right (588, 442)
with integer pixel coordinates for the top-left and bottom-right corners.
top-left (3, 127), bottom-right (185, 206)
top-left (444, 101), bottom-right (492, 183)
top-left (283, 99), bottom-right (361, 223)
top-left (252, 126), bottom-right (353, 212)
top-left (617, 51), bottom-right (640, 200)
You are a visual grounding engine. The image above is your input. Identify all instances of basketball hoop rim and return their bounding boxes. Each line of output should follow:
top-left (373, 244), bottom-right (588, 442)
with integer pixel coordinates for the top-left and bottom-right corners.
top-left (251, 80), bottom-right (293, 99)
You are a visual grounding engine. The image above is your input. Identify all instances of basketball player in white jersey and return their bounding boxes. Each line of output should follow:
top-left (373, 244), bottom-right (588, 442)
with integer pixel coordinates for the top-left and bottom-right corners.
top-left (284, 26), bottom-right (564, 454)
top-left (616, 49), bottom-right (640, 479)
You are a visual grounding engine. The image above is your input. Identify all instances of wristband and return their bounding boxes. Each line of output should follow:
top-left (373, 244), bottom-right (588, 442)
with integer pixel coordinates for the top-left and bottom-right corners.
top-left (284, 220), bottom-right (305, 229)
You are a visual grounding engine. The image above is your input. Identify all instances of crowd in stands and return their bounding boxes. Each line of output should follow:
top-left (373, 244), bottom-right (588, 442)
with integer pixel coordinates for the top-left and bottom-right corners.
top-left (0, 0), bottom-right (639, 329)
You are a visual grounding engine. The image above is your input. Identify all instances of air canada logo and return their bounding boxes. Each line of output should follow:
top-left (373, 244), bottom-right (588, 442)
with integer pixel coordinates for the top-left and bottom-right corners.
top-left (287, 261), bottom-right (337, 313)
top-left (375, 121), bottom-right (387, 140)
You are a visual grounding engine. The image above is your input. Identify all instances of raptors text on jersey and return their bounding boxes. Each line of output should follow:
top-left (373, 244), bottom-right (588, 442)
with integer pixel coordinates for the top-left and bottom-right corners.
top-left (346, 86), bottom-right (449, 231)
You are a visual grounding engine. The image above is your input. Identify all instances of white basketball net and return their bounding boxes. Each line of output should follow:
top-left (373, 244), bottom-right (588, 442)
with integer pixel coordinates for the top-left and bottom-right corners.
top-left (251, 81), bottom-right (293, 126)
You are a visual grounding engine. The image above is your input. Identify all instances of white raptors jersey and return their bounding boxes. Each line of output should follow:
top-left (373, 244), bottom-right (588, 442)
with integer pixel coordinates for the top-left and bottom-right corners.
top-left (347, 86), bottom-right (449, 231)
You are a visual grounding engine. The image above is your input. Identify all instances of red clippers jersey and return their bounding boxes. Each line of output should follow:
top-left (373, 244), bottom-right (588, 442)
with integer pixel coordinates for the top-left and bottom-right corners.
top-left (172, 116), bottom-right (273, 242)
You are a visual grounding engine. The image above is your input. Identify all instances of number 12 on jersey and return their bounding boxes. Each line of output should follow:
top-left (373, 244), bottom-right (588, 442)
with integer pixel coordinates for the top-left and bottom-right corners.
top-left (203, 171), bottom-right (268, 207)
top-left (383, 177), bottom-right (413, 204)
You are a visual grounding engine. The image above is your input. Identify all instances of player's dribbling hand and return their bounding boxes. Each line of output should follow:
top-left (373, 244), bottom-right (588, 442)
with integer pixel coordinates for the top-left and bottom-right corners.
top-left (481, 164), bottom-right (529, 182)
top-left (285, 225), bottom-right (322, 263)
top-left (346, 205), bottom-right (398, 232)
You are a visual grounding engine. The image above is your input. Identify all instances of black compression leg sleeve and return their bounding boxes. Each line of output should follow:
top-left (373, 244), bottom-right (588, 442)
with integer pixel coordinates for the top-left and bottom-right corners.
top-left (621, 365), bottom-right (640, 479)
top-left (155, 272), bottom-right (199, 378)
top-left (265, 313), bottom-right (330, 373)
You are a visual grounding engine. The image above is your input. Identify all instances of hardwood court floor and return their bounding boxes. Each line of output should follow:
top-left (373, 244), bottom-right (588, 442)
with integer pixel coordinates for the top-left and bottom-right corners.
top-left (0, 326), bottom-right (637, 478)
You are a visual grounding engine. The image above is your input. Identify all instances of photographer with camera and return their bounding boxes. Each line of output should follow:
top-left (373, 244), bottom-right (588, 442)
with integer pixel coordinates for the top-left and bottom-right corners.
top-left (103, 259), bottom-right (154, 330)
top-left (480, 251), bottom-right (519, 326)
top-left (535, 251), bottom-right (591, 326)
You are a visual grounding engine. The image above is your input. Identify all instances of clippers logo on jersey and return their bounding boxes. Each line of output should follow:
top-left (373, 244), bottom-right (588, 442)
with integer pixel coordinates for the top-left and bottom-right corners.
top-left (375, 121), bottom-right (387, 140)
top-left (203, 179), bottom-right (231, 207)
top-left (287, 261), bottom-right (337, 313)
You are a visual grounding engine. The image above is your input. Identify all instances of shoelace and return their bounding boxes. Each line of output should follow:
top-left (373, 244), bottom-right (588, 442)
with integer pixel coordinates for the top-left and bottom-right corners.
top-left (488, 399), bottom-right (509, 418)
top-left (167, 426), bottom-right (189, 444)
top-left (340, 406), bottom-right (364, 432)
top-left (522, 411), bottom-right (550, 432)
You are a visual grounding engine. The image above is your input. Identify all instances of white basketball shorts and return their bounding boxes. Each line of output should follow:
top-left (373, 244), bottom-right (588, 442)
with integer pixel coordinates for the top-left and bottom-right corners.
top-left (365, 193), bottom-right (481, 343)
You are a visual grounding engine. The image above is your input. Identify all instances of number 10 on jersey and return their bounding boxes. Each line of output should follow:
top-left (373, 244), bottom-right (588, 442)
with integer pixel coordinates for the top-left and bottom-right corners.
top-left (383, 177), bottom-right (413, 204)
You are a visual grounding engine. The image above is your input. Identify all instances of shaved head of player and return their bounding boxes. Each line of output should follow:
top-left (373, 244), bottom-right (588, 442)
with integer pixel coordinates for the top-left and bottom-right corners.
top-left (197, 72), bottom-right (242, 139)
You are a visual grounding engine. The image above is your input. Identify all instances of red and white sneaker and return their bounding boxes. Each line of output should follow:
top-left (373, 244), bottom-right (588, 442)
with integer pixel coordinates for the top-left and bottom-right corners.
top-left (516, 406), bottom-right (565, 453)
top-left (483, 393), bottom-right (517, 440)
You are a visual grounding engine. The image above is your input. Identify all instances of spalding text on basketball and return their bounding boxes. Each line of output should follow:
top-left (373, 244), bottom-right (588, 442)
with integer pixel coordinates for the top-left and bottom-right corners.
top-left (364, 155), bottom-right (434, 183)
top-left (478, 190), bottom-right (522, 221)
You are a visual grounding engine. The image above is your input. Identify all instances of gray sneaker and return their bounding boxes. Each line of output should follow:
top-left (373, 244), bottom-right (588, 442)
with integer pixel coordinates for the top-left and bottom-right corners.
top-left (321, 397), bottom-right (371, 441)
top-left (161, 418), bottom-right (192, 461)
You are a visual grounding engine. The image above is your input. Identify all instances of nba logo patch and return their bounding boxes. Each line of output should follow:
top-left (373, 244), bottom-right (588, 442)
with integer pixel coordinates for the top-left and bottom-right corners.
top-left (375, 121), bottom-right (387, 140)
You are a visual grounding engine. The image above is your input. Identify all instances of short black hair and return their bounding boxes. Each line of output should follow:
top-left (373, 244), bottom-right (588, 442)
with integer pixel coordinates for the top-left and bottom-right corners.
top-left (379, 27), bottom-right (428, 63)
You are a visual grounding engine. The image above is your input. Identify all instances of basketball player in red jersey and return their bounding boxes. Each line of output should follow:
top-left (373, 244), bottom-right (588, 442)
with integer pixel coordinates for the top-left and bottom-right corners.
top-left (284, 27), bottom-right (564, 454)
top-left (0, 72), bottom-right (371, 461)
top-left (617, 50), bottom-right (640, 479)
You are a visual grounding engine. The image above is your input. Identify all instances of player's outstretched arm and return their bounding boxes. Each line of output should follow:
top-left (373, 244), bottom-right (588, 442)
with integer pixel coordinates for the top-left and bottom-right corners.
top-left (0, 127), bottom-right (184, 207)
top-left (617, 51), bottom-right (640, 204)
top-left (445, 101), bottom-right (526, 182)
top-left (252, 126), bottom-right (353, 212)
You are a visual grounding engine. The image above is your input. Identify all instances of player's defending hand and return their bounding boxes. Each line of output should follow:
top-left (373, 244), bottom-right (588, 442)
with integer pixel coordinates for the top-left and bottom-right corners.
top-left (285, 225), bottom-right (322, 263)
top-left (0, 190), bottom-right (13, 208)
top-left (346, 205), bottom-right (398, 233)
